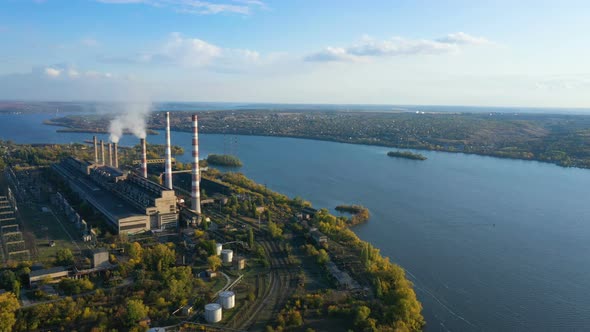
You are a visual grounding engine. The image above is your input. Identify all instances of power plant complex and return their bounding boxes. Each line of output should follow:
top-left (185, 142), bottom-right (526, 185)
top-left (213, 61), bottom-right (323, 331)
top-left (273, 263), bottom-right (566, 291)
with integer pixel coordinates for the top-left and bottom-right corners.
top-left (52, 112), bottom-right (202, 234)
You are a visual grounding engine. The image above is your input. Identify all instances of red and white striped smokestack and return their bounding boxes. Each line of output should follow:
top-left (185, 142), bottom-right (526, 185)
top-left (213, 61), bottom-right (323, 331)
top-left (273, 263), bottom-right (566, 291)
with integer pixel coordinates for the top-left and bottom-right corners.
top-left (140, 138), bottom-right (148, 178)
top-left (93, 136), bottom-right (98, 164)
top-left (100, 140), bottom-right (105, 165)
top-left (164, 111), bottom-right (173, 190)
top-left (114, 142), bottom-right (119, 169)
top-left (191, 114), bottom-right (201, 214)
top-left (108, 143), bottom-right (113, 167)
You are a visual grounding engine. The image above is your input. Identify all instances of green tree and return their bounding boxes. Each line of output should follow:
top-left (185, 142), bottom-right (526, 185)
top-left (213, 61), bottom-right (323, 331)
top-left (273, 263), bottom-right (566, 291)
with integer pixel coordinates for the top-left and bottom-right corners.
top-left (143, 244), bottom-right (175, 272)
top-left (248, 227), bottom-right (254, 249)
top-left (0, 292), bottom-right (19, 331)
top-left (0, 271), bottom-right (19, 296)
top-left (375, 276), bottom-right (383, 298)
top-left (207, 255), bottom-right (222, 271)
top-left (55, 248), bottom-right (74, 265)
top-left (124, 299), bottom-right (149, 327)
top-left (268, 221), bottom-right (282, 239)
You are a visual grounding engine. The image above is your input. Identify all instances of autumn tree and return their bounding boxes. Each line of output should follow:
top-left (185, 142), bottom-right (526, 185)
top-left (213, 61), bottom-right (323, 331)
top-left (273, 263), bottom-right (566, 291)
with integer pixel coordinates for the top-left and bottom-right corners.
top-left (127, 242), bottom-right (143, 261)
top-left (124, 299), bottom-right (149, 327)
top-left (207, 255), bottom-right (222, 272)
top-left (0, 292), bottom-right (19, 331)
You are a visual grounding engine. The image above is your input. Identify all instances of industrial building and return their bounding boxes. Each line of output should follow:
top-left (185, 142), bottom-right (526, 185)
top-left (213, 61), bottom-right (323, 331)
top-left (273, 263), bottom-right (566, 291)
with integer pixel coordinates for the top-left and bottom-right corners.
top-left (50, 112), bottom-right (207, 234)
top-left (53, 157), bottom-right (178, 234)
top-left (29, 266), bottom-right (70, 286)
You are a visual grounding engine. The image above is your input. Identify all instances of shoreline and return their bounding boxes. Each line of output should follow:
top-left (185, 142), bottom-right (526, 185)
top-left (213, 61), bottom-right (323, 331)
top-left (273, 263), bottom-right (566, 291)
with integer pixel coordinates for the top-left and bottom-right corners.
top-left (42, 120), bottom-right (590, 171)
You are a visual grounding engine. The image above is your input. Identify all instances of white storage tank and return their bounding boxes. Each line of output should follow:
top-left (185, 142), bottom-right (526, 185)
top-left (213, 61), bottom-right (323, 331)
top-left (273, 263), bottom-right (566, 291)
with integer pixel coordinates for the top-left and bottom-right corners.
top-left (218, 291), bottom-right (236, 309)
top-left (204, 303), bottom-right (222, 323)
top-left (215, 243), bottom-right (223, 256)
top-left (221, 249), bottom-right (233, 263)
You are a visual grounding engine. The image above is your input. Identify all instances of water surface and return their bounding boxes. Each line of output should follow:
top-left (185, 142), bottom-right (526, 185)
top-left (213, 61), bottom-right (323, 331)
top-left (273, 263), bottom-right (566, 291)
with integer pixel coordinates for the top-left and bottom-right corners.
top-left (2, 113), bottom-right (589, 331)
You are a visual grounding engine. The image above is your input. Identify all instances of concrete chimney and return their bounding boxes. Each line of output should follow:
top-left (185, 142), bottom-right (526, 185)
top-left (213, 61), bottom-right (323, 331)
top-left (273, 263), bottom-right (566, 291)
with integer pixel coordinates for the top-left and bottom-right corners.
top-left (108, 143), bottom-right (113, 167)
top-left (191, 114), bottom-right (201, 214)
top-left (164, 111), bottom-right (173, 190)
top-left (100, 140), bottom-right (105, 165)
top-left (114, 142), bottom-right (119, 169)
top-left (93, 136), bottom-right (98, 164)
top-left (140, 138), bottom-right (148, 178)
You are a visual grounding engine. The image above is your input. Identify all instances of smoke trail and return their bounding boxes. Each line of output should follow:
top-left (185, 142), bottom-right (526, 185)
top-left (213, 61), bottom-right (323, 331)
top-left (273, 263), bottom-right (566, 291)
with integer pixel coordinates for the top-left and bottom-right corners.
top-left (108, 101), bottom-right (152, 142)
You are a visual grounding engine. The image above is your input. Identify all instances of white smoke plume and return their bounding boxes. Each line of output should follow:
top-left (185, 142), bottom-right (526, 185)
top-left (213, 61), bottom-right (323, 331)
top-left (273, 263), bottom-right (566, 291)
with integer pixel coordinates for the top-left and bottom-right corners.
top-left (108, 101), bottom-right (152, 142)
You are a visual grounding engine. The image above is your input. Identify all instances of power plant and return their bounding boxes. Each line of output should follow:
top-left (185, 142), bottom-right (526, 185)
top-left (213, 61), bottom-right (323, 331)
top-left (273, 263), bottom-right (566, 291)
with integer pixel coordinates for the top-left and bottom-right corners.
top-left (51, 113), bottom-right (204, 234)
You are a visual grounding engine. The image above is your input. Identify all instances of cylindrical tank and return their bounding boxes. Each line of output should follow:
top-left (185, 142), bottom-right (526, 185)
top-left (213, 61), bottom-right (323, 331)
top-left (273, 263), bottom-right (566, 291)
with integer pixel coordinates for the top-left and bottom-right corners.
top-left (218, 291), bottom-right (235, 309)
top-left (221, 249), bottom-right (233, 263)
top-left (204, 303), bottom-right (222, 323)
top-left (215, 243), bottom-right (223, 256)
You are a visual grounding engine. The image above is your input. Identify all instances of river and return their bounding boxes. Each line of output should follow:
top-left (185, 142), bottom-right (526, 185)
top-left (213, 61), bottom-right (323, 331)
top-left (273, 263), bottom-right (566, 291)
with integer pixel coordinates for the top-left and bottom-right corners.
top-left (2, 113), bottom-right (590, 331)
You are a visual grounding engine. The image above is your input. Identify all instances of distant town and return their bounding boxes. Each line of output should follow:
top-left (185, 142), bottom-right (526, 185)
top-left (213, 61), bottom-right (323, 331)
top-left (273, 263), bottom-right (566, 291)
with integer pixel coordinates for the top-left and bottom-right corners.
top-left (42, 109), bottom-right (590, 170)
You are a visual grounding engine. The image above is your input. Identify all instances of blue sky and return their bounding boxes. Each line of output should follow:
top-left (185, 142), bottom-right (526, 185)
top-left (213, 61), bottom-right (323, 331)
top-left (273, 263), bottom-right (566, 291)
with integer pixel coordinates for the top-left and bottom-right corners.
top-left (1, 0), bottom-right (589, 107)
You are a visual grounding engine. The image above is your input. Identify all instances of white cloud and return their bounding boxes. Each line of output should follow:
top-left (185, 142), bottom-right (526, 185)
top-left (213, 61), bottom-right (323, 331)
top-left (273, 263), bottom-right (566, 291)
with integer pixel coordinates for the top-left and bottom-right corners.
top-left (305, 32), bottom-right (492, 62)
top-left (304, 47), bottom-right (361, 62)
top-left (67, 69), bottom-right (80, 78)
top-left (95, 0), bottom-right (265, 15)
top-left (0, 65), bottom-right (142, 101)
top-left (436, 32), bottom-right (491, 45)
top-left (100, 32), bottom-right (267, 71)
top-left (44, 67), bottom-right (62, 77)
top-left (43, 65), bottom-right (114, 80)
top-left (157, 32), bottom-right (222, 66)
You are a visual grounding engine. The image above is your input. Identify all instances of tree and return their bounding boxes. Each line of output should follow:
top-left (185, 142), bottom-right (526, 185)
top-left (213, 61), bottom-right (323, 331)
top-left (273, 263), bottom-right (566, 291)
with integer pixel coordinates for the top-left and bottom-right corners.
top-left (0, 292), bottom-right (19, 331)
top-left (248, 227), bottom-right (254, 249)
top-left (354, 305), bottom-right (371, 327)
top-left (143, 244), bottom-right (175, 272)
top-left (207, 255), bottom-right (222, 271)
top-left (124, 299), bottom-right (149, 327)
top-left (127, 242), bottom-right (143, 261)
top-left (317, 249), bottom-right (329, 265)
top-left (0, 270), bottom-right (19, 296)
top-left (268, 221), bottom-right (282, 239)
top-left (55, 248), bottom-right (74, 266)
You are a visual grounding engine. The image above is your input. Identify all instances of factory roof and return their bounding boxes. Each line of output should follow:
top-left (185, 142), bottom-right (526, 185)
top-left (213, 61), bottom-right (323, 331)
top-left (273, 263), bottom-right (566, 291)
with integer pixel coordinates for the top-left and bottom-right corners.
top-left (30, 266), bottom-right (69, 278)
top-left (54, 163), bottom-right (145, 220)
top-left (94, 166), bottom-right (124, 178)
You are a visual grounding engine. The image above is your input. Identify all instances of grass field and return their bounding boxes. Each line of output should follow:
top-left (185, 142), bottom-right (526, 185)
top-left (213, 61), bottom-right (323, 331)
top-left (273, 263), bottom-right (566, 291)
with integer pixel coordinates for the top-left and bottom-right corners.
top-left (18, 203), bottom-right (87, 263)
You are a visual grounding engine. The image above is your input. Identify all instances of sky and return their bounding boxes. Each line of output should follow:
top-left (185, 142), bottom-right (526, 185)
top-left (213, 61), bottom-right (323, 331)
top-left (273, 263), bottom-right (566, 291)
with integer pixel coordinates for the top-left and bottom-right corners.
top-left (0, 0), bottom-right (589, 108)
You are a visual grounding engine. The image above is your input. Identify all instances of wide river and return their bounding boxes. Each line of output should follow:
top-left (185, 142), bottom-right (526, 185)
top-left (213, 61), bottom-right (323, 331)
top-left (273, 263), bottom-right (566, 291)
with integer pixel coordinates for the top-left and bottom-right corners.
top-left (2, 113), bottom-right (590, 331)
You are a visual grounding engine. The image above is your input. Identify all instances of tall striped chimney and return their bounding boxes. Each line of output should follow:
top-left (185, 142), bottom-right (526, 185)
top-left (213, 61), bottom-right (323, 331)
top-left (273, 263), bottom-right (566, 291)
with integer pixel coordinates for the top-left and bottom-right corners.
top-left (140, 138), bottom-right (147, 178)
top-left (93, 136), bottom-right (98, 164)
top-left (164, 111), bottom-right (173, 190)
top-left (108, 143), bottom-right (113, 167)
top-left (191, 114), bottom-right (201, 214)
top-left (114, 142), bottom-right (119, 169)
top-left (100, 140), bottom-right (105, 165)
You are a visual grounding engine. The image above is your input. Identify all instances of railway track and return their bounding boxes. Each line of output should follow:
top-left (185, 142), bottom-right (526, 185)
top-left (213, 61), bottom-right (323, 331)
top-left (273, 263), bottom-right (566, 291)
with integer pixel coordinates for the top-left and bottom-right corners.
top-left (231, 239), bottom-right (297, 331)
top-left (204, 207), bottom-right (298, 330)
